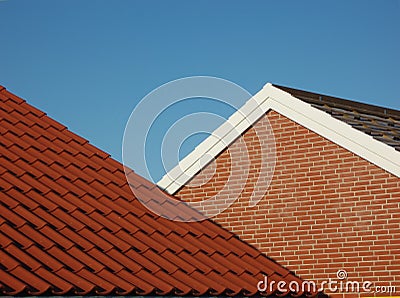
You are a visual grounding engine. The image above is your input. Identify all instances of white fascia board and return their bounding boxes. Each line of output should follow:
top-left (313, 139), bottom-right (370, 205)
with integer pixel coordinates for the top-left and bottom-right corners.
top-left (265, 85), bottom-right (400, 177)
top-left (158, 83), bottom-right (400, 194)
top-left (157, 86), bottom-right (272, 193)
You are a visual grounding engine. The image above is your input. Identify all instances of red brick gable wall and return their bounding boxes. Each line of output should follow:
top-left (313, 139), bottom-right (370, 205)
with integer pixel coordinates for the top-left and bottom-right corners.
top-left (176, 110), bottom-right (400, 296)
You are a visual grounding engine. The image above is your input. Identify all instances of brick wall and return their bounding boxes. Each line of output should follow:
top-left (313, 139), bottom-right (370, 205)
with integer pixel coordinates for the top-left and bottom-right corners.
top-left (177, 110), bottom-right (400, 297)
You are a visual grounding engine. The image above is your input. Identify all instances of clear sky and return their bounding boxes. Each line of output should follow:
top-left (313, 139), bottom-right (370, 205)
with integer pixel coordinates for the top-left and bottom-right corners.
top-left (1, 1), bottom-right (399, 181)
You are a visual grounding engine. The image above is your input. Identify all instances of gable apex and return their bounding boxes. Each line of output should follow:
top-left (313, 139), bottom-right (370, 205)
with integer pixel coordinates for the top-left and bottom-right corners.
top-left (158, 83), bottom-right (400, 194)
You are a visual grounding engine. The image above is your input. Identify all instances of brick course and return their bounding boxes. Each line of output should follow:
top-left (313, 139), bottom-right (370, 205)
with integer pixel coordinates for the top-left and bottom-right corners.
top-left (177, 110), bottom-right (400, 296)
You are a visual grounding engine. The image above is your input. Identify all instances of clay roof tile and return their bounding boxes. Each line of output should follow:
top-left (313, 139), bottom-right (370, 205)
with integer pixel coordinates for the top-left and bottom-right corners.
top-left (0, 86), bottom-right (307, 296)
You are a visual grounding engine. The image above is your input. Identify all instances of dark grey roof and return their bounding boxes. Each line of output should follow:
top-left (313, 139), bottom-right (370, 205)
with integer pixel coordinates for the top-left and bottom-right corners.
top-left (274, 85), bottom-right (400, 151)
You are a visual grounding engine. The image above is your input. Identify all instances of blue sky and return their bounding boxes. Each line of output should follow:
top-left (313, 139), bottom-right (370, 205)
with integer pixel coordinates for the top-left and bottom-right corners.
top-left (1, 1), bottom-right (399, 181)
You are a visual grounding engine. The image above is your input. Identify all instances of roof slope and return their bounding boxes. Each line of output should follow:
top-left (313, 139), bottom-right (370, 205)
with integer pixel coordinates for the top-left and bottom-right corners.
top-left (158, 83), bottom-right (400, 194)
top-left (0, 86), bottom-right (305, 296)
top-left (275, 85), bottom-right (400, 151)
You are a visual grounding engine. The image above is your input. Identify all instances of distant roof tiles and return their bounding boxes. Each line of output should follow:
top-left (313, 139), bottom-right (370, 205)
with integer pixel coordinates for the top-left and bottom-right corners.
top-left (275, 85), bottom-right (400, 151)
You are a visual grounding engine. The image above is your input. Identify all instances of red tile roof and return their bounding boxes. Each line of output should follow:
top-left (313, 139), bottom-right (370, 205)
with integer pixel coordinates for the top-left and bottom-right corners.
top-left (0, 86), bottom-right (308, 296)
